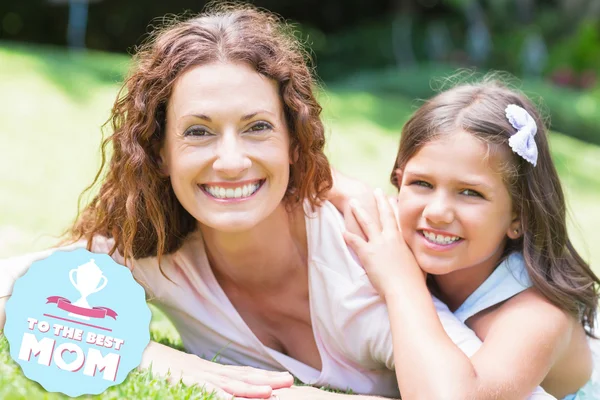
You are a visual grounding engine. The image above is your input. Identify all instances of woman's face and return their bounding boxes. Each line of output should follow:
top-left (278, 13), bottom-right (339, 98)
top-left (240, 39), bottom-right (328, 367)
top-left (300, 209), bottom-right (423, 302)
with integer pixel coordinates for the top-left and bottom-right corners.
top-left (161, 62), bottom-right (291, 232)
top-left (396, 130), bottom-right (519, 276)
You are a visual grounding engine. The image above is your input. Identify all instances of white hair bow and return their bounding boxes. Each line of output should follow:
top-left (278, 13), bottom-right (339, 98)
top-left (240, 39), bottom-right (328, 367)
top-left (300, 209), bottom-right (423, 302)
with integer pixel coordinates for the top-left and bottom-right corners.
top-left (505, 104), bottom-right (538, 167)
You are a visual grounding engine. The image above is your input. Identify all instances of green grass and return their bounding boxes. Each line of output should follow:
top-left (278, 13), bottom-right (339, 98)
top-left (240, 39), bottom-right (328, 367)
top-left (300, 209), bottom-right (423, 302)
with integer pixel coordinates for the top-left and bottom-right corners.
top-left (0, 333), bottom-right (221, 400)
top-left (1, 41), bottom-right (599, 398)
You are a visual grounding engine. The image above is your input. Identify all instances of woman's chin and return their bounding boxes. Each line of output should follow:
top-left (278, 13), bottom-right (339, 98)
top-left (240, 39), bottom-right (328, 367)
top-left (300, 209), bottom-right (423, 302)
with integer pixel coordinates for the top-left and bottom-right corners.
top-left (198, 213), bottom-right (262, 232)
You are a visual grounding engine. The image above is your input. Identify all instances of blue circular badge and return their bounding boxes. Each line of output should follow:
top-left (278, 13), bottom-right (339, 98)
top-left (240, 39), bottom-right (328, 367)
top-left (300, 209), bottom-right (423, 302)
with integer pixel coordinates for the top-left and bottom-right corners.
top-left (4, 248), bottom-right (151, 397)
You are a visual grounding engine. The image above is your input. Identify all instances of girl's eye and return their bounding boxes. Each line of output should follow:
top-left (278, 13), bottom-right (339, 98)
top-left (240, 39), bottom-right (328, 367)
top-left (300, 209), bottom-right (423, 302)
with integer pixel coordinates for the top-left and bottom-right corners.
top-left (247, 122), bottom-right (273, 133)
top-left (460, 189), bottom-right (483, 198)
top-left (410, 180), bottom-right (432, 189)
top-left (183, 126), bottom-right (212, 137)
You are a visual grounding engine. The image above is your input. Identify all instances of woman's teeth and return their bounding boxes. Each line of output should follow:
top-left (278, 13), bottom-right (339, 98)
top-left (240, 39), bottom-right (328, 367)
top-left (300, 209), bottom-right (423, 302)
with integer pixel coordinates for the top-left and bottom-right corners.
top-left (422, 231), bottom-right (461, 245)
top-left (204, 182), bottom-right (261, 199)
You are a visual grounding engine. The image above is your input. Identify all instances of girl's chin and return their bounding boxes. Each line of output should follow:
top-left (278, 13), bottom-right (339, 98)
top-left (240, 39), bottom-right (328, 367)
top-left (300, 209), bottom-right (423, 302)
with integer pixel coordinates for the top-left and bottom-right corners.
top-left (414, 255), bottom-right (459, 276)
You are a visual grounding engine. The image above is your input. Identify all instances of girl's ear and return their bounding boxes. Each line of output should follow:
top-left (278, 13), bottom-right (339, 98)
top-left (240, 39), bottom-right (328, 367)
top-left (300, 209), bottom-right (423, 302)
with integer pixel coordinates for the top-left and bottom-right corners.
top-left (506, 212), bottom-right (522, 239)
top-left (394, 168), bottom-right (404, 189)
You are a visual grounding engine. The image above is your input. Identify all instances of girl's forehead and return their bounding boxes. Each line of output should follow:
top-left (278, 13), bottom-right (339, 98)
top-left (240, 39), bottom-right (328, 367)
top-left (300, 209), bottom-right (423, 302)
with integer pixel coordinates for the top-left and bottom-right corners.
top-left (406, 130), bottom-right (510, 181)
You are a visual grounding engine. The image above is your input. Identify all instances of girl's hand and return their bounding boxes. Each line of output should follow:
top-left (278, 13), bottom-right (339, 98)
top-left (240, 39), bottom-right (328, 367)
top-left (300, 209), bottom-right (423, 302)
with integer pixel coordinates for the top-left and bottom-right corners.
top-left (327, 168), bottom-right (376, 240)
top-left (343, 189), bottom-right (424, 296)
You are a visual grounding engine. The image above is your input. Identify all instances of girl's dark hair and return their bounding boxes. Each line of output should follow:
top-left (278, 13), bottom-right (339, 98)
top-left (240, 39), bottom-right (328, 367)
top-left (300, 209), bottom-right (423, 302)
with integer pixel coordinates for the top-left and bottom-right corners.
top-left (391, 78), bottom-right (599, 336)
top-left (68, 3), bottom-right (332, 265)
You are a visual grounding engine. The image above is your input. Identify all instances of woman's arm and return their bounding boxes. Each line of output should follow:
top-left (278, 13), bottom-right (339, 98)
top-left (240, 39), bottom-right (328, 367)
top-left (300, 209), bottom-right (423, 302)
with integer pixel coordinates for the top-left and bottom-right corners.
top-left (0, 250), bottom-right (294, 399)
top-left (273, 385), bottom-right (397, 399)
top-left (344, 190), bottom-right (565, 400)
top-left (140, 341), bottom-right (294, 398)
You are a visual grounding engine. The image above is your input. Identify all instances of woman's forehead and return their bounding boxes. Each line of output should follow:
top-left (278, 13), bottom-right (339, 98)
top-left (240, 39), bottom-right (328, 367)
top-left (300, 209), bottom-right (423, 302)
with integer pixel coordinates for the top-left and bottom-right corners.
top-left (168, 62), bottom-right (283, 118)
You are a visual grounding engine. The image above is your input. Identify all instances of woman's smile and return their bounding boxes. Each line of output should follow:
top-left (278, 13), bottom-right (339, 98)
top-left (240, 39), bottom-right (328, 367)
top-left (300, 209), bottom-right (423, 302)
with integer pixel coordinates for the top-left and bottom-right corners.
top-left (161, 62), bottom-right (292, 232)
top-left (199, 179), bottom-right (265, 202)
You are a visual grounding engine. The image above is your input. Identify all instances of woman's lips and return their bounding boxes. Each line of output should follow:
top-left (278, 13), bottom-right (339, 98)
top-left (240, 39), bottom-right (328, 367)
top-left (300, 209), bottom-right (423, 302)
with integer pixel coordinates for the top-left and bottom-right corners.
top-left (199, 179), bottom-right (265, 202)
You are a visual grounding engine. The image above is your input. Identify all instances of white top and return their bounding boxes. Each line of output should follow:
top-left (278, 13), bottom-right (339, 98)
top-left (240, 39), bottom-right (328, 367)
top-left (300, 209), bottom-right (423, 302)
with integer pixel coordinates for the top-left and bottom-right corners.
top-left (454, 252), bottom-right (531, 323)
top-left (0, 201), bottom-right (553, 398)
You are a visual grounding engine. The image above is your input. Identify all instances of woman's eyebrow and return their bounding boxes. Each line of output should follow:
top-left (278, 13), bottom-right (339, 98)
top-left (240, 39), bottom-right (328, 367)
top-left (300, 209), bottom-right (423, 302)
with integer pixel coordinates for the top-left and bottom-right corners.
top-left (240, 110), bottom-right (276, 121)
top-left (181, 110), bottom-right (276, 122)
top-left (182, 113), bottom-right (212, 122)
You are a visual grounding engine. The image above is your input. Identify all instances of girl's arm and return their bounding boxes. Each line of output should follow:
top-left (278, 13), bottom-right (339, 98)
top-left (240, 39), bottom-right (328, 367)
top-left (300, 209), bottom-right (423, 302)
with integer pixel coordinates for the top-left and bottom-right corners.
top-left (344, 190), bottom-right (567, 400)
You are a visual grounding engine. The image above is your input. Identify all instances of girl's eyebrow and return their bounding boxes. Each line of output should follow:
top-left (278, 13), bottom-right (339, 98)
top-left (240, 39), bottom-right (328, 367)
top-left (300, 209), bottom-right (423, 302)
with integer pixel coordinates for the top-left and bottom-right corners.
top-left (404, 171), bottom-right (493, 191)
top-left (456, 180), bottom-right (491, 189)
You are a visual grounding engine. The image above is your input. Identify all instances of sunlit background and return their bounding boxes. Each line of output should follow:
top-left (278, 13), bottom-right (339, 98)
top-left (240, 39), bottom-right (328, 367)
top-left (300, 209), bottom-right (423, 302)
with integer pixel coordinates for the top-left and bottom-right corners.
top-left (1, 0), bottom-right (598, 267)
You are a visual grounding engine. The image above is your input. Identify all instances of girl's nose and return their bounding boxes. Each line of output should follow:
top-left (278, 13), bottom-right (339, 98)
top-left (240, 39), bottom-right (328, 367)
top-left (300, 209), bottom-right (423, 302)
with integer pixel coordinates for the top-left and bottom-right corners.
top-left (422, 192), bottom-right (454, 225)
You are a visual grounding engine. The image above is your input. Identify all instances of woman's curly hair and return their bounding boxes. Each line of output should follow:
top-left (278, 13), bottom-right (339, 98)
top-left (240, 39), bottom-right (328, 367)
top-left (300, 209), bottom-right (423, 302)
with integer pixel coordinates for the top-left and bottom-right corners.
top-left (68, 3), bottom-right (332, 265)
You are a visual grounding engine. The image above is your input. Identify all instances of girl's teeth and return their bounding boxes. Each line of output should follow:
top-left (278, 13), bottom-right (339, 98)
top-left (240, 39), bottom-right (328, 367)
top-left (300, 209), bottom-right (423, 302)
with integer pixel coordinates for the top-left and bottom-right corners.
top-left (423, 231), bottom-right (460, 245)
top-left (205, 183), bottom-right (260, 199)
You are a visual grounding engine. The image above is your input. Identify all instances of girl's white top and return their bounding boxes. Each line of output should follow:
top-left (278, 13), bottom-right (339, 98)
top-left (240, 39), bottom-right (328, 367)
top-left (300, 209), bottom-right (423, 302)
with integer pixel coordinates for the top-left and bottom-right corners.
top-left (0, 201), bottom-right (553, 398)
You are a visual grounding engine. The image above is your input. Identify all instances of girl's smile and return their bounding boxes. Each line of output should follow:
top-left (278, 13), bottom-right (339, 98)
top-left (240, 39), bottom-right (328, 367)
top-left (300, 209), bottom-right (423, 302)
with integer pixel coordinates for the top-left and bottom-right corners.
top-left (397, 130), bottom-right (519, 277)
top-left (418, 229), bottom-right (463, 251)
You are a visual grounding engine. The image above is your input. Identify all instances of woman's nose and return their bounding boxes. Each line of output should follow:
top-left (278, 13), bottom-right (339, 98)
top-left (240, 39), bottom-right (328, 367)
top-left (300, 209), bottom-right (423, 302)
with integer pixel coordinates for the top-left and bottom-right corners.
top-left (422, 192), bottom-right (454, 225)
top-left (212, 133), bottom-right (251, 177)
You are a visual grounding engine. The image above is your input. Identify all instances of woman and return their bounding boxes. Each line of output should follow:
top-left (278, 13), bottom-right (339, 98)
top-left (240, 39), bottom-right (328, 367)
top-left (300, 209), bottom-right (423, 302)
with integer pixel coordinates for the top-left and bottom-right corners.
top-left (0, 4), bottom-right (552, 400)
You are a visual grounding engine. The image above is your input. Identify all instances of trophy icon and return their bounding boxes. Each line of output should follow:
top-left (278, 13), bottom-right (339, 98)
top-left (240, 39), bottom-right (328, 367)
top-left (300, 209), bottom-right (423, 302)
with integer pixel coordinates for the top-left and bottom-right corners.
top-left (68, 259), bottom-right (108, 320)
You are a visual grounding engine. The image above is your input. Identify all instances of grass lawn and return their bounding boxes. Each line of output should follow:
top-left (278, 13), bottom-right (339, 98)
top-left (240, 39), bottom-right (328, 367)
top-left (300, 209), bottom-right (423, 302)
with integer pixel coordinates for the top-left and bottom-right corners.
top-left (1, 42), bottom-right (599, 398)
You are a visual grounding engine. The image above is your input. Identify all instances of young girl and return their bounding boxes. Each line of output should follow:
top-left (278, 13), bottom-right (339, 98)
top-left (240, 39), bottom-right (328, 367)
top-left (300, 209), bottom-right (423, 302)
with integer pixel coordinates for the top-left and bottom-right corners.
top-left (344, 80), bottom-right (599, 400)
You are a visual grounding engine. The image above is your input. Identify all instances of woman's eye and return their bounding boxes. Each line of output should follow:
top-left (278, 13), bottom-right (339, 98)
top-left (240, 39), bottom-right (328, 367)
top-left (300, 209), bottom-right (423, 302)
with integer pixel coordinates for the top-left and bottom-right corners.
top-left (247, 122), bottom-right (273, 133)
top-left (460, 189), bottom-right (483, 198)
top-left (183, 126), bottom-right (212, 137)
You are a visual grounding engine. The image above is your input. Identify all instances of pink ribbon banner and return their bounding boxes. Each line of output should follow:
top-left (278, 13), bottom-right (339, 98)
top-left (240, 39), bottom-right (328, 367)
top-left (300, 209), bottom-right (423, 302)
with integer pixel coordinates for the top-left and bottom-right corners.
top-left (46, 296), bottom-right (118, 320)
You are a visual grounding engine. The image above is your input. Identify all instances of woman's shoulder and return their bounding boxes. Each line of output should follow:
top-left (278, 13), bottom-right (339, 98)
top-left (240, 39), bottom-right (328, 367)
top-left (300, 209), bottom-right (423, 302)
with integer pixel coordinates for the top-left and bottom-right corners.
top-left (304, 200), bottom-right (367, 282)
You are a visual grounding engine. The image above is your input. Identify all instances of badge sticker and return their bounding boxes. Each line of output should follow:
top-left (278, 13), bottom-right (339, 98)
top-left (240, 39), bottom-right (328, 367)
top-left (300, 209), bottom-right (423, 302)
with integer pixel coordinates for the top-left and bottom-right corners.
top-left (4, 248), bottom-right (151, 397)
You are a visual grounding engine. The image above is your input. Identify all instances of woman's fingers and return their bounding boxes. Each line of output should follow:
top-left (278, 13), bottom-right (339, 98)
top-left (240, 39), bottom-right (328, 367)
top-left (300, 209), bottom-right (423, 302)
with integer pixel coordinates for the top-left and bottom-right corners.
top-left (232, 371), bottom-right (293, 389)
top-left (180, 365), bottom-right (294, 399)
top-left (213, 375), bottom-right (273, 398)
top-left (215, 365), bottom-right (294, 389)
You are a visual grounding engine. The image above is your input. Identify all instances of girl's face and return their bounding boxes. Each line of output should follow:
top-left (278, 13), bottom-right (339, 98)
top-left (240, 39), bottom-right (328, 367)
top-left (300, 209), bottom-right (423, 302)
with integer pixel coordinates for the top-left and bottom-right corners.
top-left (160, 62), bottom-right (292, 233)
top-left (397, 130), bottom-right (520, 276)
